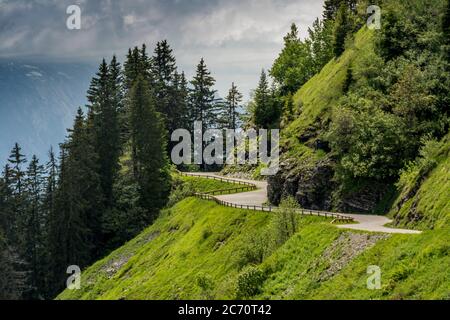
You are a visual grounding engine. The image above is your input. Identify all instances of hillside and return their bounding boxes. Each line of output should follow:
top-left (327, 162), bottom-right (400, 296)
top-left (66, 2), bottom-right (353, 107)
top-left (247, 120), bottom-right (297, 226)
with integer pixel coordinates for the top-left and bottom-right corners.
top-left (58, 179), bottom-right (449, 300)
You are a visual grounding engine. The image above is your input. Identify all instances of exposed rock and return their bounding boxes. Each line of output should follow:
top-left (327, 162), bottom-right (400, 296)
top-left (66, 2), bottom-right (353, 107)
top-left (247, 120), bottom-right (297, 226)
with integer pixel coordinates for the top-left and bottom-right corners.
top-left (268, 158), bottom-right (335, 210)
top-left (317, 232), bottom-right (390, 281)
top-left (102, 255), bottom-right (131, 279)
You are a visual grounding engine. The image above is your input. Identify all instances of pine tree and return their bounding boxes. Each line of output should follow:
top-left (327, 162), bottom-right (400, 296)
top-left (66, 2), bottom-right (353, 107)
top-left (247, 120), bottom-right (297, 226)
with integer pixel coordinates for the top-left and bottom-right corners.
top-left (1, 165), bottom-right (13, 242)
top-left (284, 23), bottom-right (299, 44)
top-left (332, 3), bottom-right (351, 57)
top-left (88, 59), bottom-right (121, 206)
top-left (189, 58), bottom-right (218, 132)
top-left (443, 0), bottom-right (450, 63)
top-left (224, 82), bottom-right (243, 129)
top-left (41, 147), bottom-right (57, 297)
top-left (23, 155), bottom-right (45, 299)
top-left (7, 144), bottom-right (27, 246)
top-left (0, 232), bottom-right (26, 300)
top-left (124, 45), bottom-right (153, 90)
top-left (128, 76), bottom-right (171, 222)
top-left (49, 109), bottom-right (102, 294)
top-left (323, 0), bottom-right (357, 21)
top-left (253, 70), bottom-right (279, 129)
top-left (171, 71), bottom-right (189, 130)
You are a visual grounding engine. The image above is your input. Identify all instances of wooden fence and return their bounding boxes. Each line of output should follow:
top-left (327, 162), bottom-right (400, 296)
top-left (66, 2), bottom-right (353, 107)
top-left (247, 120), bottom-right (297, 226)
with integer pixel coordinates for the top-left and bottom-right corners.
top-left (178, 171), bottom-right (354, 223)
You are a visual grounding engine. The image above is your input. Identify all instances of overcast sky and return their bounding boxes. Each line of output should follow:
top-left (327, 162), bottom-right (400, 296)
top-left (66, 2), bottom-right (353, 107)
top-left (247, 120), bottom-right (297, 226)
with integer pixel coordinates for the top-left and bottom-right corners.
top-left (0, 0), bottom-right (324, 100)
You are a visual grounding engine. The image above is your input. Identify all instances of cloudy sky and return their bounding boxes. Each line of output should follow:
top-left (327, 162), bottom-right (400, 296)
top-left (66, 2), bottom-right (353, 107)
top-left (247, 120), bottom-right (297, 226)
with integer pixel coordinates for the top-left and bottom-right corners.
top-left (0, 0), bottom-right (324, 99)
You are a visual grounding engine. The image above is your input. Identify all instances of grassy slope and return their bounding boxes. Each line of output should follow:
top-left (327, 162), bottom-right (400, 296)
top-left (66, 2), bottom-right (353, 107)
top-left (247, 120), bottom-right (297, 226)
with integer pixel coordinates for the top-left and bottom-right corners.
top-left (389, 135), bottom-right (450, 230)
top-left (178, 175), bottom-right (240, 193)
top-left (282, 27), bottom-right (374, 161)
top-left (58, 22), bottom-right (449, 301)
top-left (58, 197), bottom-right (450, 300)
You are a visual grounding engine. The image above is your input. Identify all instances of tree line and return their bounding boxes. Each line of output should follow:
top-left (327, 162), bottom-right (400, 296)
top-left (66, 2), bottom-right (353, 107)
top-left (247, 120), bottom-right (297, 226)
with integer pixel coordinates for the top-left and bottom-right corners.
top-left (0, 40), bottom-right (245, 299)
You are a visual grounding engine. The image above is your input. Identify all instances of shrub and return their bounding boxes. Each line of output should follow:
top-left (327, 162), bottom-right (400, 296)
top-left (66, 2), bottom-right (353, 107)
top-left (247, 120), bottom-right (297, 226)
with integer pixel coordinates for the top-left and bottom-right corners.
top-left (235, 266), bottom-right (265, 299)
top-left (272, 196), bottom-right (300, 247)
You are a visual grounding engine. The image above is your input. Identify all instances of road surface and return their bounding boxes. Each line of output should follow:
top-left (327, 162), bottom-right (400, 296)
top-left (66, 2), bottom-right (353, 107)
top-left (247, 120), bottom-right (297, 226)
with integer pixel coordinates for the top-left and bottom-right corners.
top-left (184, 172), bottom-right (421, 235)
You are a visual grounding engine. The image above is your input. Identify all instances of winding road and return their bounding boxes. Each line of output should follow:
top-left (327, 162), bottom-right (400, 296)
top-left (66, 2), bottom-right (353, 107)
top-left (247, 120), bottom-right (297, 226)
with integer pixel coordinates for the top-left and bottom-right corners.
top-left (185, 172), bottom-right (421, 235)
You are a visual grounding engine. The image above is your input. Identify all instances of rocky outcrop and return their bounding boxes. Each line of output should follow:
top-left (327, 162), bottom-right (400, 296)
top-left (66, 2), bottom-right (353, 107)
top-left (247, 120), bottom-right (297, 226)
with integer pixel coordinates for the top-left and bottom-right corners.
top-left (268, 158), bottom-right (335, 210)
top-left (268, 156), bottom-right (392, 213)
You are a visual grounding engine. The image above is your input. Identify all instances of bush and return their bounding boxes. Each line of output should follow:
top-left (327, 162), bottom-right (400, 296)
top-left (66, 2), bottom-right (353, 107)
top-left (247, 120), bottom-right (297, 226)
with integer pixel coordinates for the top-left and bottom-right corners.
top-left (236, 231), bottom-right (269, 269)
top-left (235, 266), bottom-right (265, 299)
top-left (196, 273), bottom-right (215, 299)
top-left (272, 196), bottom-right (300, 247)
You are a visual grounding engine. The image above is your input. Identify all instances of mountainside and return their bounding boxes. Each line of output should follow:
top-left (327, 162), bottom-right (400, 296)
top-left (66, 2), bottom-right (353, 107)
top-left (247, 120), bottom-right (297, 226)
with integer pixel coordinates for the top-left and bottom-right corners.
top-left (0, 59), bottom-right (94, 163)
top-left (57, 0), bottom-right (449, 300)
top-left (58, 180), bottom-right (449, 300)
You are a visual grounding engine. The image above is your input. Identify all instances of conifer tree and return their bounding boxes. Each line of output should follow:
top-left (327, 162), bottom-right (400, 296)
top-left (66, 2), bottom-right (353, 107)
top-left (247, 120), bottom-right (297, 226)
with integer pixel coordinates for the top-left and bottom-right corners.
top-left (23, 155), bottom-right (45, 298)
top-left (189, 58), bottom-right (218, 131)
top-left (443, 0), bottom-right (450, 63)
top-left (49, 109), bottom-right (102, 293)
top-left (128, 76), bottom-right (171, 220)
top-left (253, 70), bottom-right (279, 129)
top-left (332, 3), bottom-right (352, 57)
top-left (224, 82), bottom-right (243, 129)
top-left (7, 144), bottom-right (27, 245)
top-left (87, 59), bottom-right (121, 206)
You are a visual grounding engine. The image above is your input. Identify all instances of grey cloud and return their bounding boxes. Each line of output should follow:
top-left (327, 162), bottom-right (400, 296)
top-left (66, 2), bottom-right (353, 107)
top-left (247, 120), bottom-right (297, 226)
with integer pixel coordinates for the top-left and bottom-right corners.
top-left (0, 0), bottom-right (324, 98)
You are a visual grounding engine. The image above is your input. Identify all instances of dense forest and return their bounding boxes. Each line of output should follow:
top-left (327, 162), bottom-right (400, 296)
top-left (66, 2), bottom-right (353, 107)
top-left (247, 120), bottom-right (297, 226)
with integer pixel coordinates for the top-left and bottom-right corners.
top-left (1, 0), bottom-right (449, 300)
top-left (0, 40), bottom-right (246, 299)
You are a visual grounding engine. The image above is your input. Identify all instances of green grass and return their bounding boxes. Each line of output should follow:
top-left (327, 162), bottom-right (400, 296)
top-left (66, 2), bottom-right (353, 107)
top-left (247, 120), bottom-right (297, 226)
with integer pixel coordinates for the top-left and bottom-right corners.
top-left (389, 135), bottom-right (450, 230)
top-left (178, 175), bottom-right (241, 193)
top-left (58, 198), bottom-right (450, 300)
top-left (282, 27), bottom-right (375, 162)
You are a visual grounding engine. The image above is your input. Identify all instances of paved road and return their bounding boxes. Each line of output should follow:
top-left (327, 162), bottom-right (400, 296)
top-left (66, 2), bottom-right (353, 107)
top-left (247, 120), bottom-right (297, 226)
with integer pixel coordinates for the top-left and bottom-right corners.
top-left (185, 172), bottom-right (421, 235)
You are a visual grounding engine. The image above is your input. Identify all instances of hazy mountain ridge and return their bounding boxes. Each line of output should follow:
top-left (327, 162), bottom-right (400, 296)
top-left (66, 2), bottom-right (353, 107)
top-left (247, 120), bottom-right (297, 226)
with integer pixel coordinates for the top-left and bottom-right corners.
top-left (0, 59), bottom-right (95, 164)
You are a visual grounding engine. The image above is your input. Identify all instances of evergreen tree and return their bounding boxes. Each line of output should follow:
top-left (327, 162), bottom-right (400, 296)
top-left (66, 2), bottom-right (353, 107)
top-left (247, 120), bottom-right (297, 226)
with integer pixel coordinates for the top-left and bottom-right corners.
top-left (0, 232), bottom-right (26, 300)
top-left (7, 144), bottom-right (27, 246)
top-left (323, 0), bottom-right (357, 21)
top-left (109, 56), bottom-right (126, 142)
top-left (128, 76), bottom-right (171, 220)
top-left (23, 155), bottom-right (45, 299)
top-left (443, 0), bottom-right (450, 63)
top-left (152, 40), bottom-right (182, 146)
top-left (189, 58), bottom-right (218, 132)
top-left (332, 3), bottom-right (352, 57)
top-left (124, 45), bottom-right (153, 90)
top-left (49, 109), bottom-right (102, 294)
top-left (87, 59), bottom-right (121, 206)
top-left (224, 82), bottom-right (243, 129)
top-left (253, 70), bottom-right (279, 129)
top-left (171, 71), bottom-right (189, 130)
top-left (41, 147), bottom-right (57, 297)
top-left (1, 165), bottom-right (13, 241)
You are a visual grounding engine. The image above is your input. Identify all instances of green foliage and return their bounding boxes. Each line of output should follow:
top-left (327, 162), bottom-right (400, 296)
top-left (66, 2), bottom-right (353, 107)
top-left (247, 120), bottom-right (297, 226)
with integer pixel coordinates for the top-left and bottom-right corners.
top-left (328, 104), bottom-right (408, 180)
top-left (272, 197), bottom-right (300, 247)
top-left (57, 196), bottom-right (450, 300)
top-left (392, 134), bottom-right (450, 230)
top-left (189, 58), bottom-right (218, 131)
top-left (128, 76), bottom-right (171, 215)
top-left (196, 273), bottom-right (215, 299)
top-left (235, 266), bottom-right (265, 299)
top-left (252, 70), bottom-right (281, 129)
top-left (271, 21), bottom-right (333, 95)
top-left (220, 82), bottom-right (243, 129)
top-left (333, 3), bottom-right (353, 57)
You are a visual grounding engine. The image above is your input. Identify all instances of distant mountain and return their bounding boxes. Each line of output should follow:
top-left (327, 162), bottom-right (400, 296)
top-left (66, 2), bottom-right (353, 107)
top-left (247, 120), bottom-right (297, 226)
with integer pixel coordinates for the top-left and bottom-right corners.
top-left (0, 59), bottom-right (95, 166)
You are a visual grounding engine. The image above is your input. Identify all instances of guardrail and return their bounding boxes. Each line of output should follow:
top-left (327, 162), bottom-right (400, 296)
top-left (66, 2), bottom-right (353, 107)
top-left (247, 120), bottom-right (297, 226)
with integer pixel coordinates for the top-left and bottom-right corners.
top-left (178, 171), bottom-right (354, 223)
top-left (177, 171), bottom-right (255, 187)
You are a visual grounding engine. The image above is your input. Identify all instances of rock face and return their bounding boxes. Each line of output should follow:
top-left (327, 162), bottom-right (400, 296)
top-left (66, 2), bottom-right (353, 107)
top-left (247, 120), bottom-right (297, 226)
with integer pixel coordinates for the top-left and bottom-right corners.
top-left (268, 158), bottom-right (335, 210)
top-left (268, 156), bottom-right (391, 213)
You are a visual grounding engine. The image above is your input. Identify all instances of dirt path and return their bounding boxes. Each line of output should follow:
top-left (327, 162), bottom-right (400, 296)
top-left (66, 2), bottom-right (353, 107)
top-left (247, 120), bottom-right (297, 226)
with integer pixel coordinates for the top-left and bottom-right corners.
top-left (184, 172), bottom-right (421, 235)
